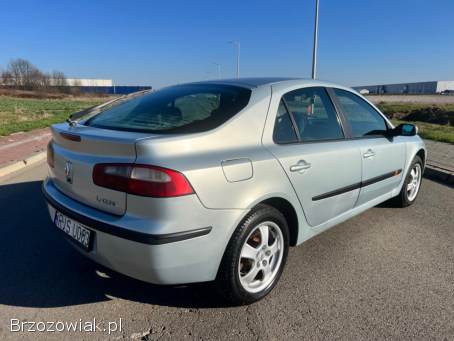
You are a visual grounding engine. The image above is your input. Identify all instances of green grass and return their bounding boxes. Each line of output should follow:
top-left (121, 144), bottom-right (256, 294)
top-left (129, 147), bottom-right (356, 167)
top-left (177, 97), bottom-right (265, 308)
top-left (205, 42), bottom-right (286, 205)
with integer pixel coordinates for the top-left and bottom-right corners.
top-left (376, 102), bottom-right (454, 116)
top-left (0, 96), bottom-right (104, 136)
top-left (377, 102), bottom-right (454, 114)
top-left (374, 102), bottom-right (454, 144)
top-left (393, 119), bottom-right (454, 144)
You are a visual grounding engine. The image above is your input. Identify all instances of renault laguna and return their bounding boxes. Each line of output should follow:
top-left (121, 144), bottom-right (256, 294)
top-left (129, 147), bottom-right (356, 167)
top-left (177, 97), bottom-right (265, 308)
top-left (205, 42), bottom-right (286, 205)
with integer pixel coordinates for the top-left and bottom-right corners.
top-left (43, 78), bottom-right (426, 304)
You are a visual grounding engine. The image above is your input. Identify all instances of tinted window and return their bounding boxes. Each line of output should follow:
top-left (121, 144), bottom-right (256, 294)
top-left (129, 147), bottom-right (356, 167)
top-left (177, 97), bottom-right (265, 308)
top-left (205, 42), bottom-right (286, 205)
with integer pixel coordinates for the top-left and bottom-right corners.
top-left (333, 89), bottom-right (387, 137)
top-left (273, 100), bottom-right (298, 143)
top-left (282, 87), bottom-right (344, 142)
top-left (86, 84), bottom-right (251, 134)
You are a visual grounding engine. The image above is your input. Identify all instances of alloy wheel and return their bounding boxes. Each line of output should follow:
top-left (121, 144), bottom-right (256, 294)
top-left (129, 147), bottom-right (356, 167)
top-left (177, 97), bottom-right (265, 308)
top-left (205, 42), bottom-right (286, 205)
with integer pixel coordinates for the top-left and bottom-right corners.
top-left (406, 163), bottom-right (422, 202)
top-left (238, 221), bottom-right (284, 293)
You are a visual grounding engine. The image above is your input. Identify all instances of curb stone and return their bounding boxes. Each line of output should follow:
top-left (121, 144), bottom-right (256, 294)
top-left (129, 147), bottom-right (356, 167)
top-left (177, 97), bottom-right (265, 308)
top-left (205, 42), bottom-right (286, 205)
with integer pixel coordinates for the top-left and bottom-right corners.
top-left (424, 164), bottom-right (454, 186)
top-left (0, 152), bottom-right (46, 179)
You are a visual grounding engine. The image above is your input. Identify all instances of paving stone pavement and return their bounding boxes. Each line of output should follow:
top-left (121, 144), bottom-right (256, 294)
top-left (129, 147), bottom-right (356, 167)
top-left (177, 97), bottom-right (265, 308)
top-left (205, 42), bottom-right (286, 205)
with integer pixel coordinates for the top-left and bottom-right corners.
top-left (0, 128), bottom-right (51, 168)
top-left (424, 139), bottom-right (454, 172)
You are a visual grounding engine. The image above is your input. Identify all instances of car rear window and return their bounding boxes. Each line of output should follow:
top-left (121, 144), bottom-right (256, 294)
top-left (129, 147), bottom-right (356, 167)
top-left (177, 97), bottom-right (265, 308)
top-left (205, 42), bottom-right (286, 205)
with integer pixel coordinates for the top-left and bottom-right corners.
top-left (86, 84), bottom-right (251, 134)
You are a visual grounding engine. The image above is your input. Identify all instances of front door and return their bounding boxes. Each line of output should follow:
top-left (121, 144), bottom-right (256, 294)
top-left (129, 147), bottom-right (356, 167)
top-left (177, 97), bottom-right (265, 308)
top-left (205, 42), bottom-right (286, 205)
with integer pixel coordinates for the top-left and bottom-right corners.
top-left (267, 86), bottom-right (362, 227)
top-left (331, 88), bottom-right (406, 205)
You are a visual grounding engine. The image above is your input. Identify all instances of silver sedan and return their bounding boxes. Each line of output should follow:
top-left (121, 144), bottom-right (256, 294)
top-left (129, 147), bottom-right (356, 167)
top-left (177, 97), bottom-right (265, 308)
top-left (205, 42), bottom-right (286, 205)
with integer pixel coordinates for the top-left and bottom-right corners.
top-left (43, 78), bottom-right (426, 304)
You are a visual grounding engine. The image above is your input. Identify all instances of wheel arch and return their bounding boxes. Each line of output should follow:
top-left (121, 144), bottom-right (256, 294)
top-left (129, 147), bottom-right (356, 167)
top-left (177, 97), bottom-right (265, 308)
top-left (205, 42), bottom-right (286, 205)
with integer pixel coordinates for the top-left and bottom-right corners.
top-left (259, 197), bottom-right (299, 247)
top-left (416, 148), bottom-right (426, 168)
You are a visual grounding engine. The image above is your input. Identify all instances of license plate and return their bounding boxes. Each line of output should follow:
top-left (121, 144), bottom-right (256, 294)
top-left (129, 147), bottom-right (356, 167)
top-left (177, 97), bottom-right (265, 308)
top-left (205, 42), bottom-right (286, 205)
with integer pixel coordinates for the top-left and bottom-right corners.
top-left (53, 210), bottom-right (93, 250)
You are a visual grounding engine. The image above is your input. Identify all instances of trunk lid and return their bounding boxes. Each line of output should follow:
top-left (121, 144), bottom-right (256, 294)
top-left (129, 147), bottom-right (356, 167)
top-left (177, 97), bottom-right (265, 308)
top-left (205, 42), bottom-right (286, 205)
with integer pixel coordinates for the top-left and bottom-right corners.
top-left (49, 123), bottom-right (151, 215)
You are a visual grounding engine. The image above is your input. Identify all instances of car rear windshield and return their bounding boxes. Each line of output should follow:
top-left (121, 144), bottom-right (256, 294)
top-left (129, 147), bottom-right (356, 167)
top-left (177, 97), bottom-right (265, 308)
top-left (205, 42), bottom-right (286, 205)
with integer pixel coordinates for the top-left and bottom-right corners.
top-left (85, 84), bottom-right (251, 134)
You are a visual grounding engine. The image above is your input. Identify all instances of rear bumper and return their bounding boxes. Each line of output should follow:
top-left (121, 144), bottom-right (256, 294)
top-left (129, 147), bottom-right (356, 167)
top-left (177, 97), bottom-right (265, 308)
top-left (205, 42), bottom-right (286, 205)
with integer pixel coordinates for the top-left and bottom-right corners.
top-left (43, 187), bottom-right (212, 245)
top-left (42, 178), bottom-right (245, 285)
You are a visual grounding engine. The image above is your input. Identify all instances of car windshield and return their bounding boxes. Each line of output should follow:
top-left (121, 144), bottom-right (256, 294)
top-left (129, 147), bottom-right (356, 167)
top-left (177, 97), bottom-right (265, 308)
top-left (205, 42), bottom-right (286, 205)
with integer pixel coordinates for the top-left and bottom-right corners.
top-left (85, 84), bottom-right (251, 134)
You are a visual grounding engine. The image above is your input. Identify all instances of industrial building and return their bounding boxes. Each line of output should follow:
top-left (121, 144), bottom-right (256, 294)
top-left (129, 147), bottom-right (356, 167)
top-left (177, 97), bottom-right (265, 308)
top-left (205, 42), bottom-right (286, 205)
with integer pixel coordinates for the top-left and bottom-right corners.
top-left (353, 81), bottom-right (454, 95)
top-left (62, 78), bottom-right (151, 95)
top-left (64, 78), bottom-right (113, 87)
top-left (1, 77), bottom-right (151, 95)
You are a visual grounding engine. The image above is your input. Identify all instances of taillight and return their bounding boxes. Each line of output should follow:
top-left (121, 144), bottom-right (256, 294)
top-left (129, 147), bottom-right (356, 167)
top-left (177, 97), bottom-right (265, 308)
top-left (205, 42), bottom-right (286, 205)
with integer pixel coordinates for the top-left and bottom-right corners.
top-left (47, 140), bottom-right (54, 168)
top-left (92, 163), bottom-right (194, 197)
top-left (93, 164), bottom-right (131, 192)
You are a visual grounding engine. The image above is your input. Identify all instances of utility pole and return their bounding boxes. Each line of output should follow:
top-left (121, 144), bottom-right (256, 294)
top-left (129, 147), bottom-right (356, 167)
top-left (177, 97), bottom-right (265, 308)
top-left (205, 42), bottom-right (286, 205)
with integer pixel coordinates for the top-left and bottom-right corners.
top-left (311, 0), bottom-right (319, 80)
top-left (213, 63), bottom-right (222, 79)
top-left (229, 41), bottom-right (240, 78)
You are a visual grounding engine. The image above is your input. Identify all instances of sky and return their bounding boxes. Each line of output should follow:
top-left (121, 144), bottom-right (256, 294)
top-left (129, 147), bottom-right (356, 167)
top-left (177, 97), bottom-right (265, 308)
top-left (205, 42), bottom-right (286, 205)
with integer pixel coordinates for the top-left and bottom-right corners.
top-left (1, 0), bottom-right (453, 88)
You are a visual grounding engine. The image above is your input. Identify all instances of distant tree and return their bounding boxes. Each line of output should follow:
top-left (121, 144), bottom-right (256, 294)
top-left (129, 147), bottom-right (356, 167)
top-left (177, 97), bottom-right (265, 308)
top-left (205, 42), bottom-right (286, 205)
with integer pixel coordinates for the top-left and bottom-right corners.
top-left (3, 58), bottom-right (71, 92)
top-left (70, 79), bottom-right (82, 95)
top-left (51, 70), bottom-right (68, 92)
top-left (5, 58), bottom-right (55, 91)
top-left (2, 70), bottom-right (13, 86)
top-left (35, 70), bottom-right (51, 90)
top-left (6, 58), bottom-right (38, 89)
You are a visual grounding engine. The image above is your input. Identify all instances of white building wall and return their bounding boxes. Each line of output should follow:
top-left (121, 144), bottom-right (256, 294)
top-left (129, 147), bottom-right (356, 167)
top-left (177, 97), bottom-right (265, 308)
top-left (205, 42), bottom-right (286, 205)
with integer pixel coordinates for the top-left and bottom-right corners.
top-left (436, 81), bottom-right (454, 93)
top-left (65, 78), bottom-right (113, 87)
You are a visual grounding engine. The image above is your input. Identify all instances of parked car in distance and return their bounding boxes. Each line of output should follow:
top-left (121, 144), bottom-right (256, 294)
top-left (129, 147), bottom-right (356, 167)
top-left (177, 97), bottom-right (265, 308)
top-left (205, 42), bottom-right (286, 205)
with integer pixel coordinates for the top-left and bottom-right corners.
top-left (43, 78), bottom-right (426, 304)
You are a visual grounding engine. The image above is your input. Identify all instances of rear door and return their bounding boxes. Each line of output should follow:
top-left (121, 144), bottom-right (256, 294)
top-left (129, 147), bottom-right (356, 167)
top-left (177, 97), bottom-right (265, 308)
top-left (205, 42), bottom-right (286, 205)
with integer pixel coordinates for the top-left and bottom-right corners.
top-left (331, 88), bottom-right (406, 205)
top-left (266, 86), bottom-right (362, 227)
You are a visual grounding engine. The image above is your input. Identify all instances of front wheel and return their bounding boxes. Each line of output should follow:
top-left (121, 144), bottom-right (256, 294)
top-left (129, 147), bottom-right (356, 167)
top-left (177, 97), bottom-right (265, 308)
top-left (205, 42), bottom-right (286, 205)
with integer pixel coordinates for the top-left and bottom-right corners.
top-left (393, 155), bottom-right (423, 207)
top-left (217, 204), bottom-right (289, 305)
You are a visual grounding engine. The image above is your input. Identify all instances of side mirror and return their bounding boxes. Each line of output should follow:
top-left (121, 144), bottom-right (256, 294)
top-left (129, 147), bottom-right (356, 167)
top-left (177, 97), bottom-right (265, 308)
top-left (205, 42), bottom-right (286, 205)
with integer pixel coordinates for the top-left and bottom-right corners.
top-left (393, 123), bottom-right (417, 137)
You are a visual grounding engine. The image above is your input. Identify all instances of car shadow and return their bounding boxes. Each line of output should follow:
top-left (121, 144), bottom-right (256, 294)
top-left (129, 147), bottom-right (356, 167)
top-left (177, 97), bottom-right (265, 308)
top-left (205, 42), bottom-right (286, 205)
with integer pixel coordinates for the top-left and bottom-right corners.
top-left (0, 180), bottom-right (230, 309)
top-left (423, 171), bottom-right (454, 189)
top-left (375, 171), bottom-right (451, 209)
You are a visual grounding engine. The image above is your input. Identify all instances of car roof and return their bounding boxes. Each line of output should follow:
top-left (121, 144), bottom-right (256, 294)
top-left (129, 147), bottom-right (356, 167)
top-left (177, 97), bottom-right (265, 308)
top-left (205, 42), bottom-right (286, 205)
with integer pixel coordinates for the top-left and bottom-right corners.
top-left (186, 77), bottom-right (350, 90)
top-left (197, 77), bottom-right (298, 88)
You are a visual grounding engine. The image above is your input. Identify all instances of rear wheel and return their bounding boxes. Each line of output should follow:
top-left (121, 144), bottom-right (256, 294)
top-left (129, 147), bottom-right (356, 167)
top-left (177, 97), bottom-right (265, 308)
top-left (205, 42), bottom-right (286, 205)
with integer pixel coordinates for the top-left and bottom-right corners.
top-left (217, 204), bottom-right (289, 305)
top-left (393, 155), bottom-right (423, 207)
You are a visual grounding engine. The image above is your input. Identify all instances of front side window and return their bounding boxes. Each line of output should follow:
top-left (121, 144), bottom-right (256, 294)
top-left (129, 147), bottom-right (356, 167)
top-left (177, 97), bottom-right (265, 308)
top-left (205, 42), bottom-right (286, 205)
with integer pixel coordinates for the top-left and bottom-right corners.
top-left (333, 89), bottom-right (388, 138)
top-left (86, 84), bottom-right (251, 134)
top-left (282, 87), bottom-right (344, 142)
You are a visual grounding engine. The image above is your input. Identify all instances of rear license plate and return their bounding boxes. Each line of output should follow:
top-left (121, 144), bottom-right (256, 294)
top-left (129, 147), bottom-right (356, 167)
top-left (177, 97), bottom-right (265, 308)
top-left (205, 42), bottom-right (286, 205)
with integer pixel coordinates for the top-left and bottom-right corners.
top-left (53, 210), bottom-right (93, 250)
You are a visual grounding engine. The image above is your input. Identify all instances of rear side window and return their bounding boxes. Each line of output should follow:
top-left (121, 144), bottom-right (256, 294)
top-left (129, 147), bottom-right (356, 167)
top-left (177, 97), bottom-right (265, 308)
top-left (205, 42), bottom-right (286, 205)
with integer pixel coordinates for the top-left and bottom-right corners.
top-left (333, 89), bottom-right (388, 137)
top-left (282, 87), bottom-right (344, 142)
top-left (86, 84), bottom-right (251, 134)
top-left (273, 100), bottom-right (298, 143)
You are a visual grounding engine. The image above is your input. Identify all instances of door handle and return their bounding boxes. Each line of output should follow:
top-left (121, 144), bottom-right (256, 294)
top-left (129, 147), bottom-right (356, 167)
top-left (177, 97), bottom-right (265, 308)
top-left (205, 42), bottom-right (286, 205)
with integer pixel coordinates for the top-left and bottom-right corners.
top-left (363, 149), bottom-right (376, 159)
top-left (290, 160), bottom-right (311, 173)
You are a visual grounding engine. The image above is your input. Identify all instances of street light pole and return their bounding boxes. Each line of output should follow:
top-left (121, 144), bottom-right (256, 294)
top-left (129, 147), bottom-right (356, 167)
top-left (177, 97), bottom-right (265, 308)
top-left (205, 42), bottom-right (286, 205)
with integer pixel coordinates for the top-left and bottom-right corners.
top-left (311, 0), bottom-right (319, 80)
top-left (213, 62), bottom-right (221, 79)
top-left (229, 41), bottom-right (240, 78)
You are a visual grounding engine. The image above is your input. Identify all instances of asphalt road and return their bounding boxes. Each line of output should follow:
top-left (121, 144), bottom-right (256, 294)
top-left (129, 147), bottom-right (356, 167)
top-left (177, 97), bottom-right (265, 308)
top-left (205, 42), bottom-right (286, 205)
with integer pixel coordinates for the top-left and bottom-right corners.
top-left (0, 162), bottom-right (453, 340)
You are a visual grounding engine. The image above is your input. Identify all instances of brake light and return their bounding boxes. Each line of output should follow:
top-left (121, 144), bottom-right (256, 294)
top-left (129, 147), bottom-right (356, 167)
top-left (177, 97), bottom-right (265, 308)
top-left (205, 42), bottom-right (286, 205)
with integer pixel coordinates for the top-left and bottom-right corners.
top-left (47, 140), bottom-right (54, 168)
top-left (92, 163), bottom-right (194, 197)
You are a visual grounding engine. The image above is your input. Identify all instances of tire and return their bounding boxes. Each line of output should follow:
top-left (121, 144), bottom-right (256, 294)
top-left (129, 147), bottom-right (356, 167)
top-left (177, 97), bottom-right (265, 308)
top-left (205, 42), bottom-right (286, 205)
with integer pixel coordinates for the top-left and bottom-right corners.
top-left (393, 155), bottom-right (423, 207)
top-left (216, 204), bottom-right (289, 305)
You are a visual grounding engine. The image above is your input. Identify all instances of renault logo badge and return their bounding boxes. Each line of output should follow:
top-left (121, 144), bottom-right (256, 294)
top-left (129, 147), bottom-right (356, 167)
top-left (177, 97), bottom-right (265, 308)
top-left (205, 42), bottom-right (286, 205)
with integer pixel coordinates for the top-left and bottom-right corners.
top-left (64, 160), bottom-right (73, 184)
